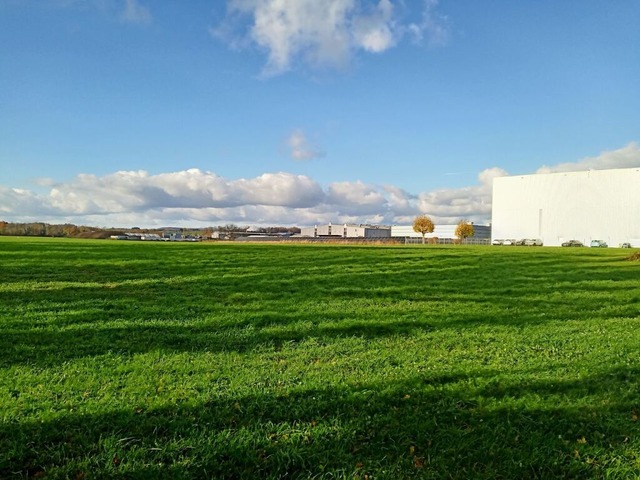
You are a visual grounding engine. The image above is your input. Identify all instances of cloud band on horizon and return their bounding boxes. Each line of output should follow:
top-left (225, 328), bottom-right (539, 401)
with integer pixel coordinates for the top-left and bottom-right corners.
top-left (1, 142), bottom-right (638, 228)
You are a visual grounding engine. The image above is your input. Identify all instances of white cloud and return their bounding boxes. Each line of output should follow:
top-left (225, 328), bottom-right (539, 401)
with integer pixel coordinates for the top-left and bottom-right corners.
top-left (407, 0), bottom-right (450, 47)
top-left (536, 142), bottom-right (640, 174)
top-left (3, 143), bottom-right (638, 228)
top-left (44, 169), bottom-right (326, 214)
top-left (0, 167), bottom-right (494, 227)
top-left (329, 181), bottom-right (383, 204)
top-left (416, 167), bottom-right (507, 224)
top-left (0, 187), bottom-right (57, 217)
top-left (478, 167), bottom-right (510, 185)
top-left (219, 0), bottom-right (354, 75)
top-left (352, 0), bottom-right (396, 53)
top-left (234, 172), bottom-right (325, 207)
top-left (382, 185), bottom-right (416, 217)
top-left (215, 0), bottom-right (449, 75)
top-left (121, 0), bottom-right (151, 24)
top-left (287, 129), bottom-right (324, 161)
top-left (45, 0), bottom-right (152, 24)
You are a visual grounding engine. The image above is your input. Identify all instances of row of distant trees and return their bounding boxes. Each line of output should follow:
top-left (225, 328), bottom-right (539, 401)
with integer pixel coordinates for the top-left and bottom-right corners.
top-left (201, 225), bottom-right (301, 236)
top-left (0, 221), bottom-right (101, 237)
top-left (0, 221), bottom-right (302, 238)
top-left (1, 218), bottom-right (474, 242)
top-left (412, 215), bottom-right (475, 244)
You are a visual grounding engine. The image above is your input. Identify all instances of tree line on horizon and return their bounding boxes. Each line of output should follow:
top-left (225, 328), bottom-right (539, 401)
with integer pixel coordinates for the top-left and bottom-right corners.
top-left (1, 218), bottom-right (477, 242)
top-left (0, 221), bottom-right (99, 238)
top-left (0, 221), bottom-right (301, 238)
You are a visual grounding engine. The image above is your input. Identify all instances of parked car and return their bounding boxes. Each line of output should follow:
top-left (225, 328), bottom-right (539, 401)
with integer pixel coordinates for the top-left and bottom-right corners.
top-left (561, 240), bottom-right (584, 247)
top-left (620, 242), bottom-right (631, 248)
top-left (590, 240), bottom-right (608, 248)
top-left (524, 238), bottom-right (543, 246)
top-left (502, 239), bottom-right (515, 246)
top-left (492, 239), bottom-right (504, 245)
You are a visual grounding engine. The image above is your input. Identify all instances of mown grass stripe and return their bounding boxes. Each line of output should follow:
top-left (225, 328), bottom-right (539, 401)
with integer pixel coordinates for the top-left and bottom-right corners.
top-left (0, 238), bottom-right (639, 479)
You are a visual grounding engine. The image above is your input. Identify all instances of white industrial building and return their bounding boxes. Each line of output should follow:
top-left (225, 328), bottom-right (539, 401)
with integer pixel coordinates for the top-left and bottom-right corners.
top-left (491, 167), bottom-right (640, 247)
top-left (391, 224), bottom-right (491, 241)
top-left (300, 223), bottom-right (391, 238)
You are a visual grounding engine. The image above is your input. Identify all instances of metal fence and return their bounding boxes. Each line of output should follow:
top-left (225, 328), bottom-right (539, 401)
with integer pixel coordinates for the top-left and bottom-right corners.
top-left (403, 237), bottom-right (491, 245)
top-left (222, 235), bottom-right (491, 245)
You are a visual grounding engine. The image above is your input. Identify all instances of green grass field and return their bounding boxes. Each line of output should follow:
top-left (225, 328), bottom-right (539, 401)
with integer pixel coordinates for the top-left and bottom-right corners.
top-left (1, 237), bottom-right (639, 479)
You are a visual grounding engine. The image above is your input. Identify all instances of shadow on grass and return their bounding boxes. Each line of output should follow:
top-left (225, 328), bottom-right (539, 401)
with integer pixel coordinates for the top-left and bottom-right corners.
top-left (2, 242), bottom-right (640, 477)
top-left (1, 252), bottom-right (639, 367)
top-left (0, 316), bottom-right (438, 368)
top-left (2, 368), bottom-right (639, 479)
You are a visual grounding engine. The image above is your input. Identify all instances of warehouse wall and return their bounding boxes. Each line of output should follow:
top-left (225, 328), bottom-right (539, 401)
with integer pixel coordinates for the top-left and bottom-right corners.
top-left (391, 224), bottom-right (491, 239)
top-left (300, 224), bottom-right (391, 238)
top-left (491, 168), bottom-right (640, 247)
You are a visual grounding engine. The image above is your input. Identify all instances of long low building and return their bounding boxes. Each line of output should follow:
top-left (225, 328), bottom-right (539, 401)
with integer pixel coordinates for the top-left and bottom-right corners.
top-left (492, 167), bottom-right (640, 247)
top-left (300, 223), bottom-right (391, 238)
top-left (391, 224), bottom-right (491, 240)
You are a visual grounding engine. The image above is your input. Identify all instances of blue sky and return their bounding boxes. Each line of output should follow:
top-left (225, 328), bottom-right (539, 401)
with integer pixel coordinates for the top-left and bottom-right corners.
top-left (1, 0), bottom-right (639, 228)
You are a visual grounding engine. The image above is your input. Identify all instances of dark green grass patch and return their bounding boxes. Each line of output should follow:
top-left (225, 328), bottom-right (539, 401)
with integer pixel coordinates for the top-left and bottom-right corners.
top-left (1, 238), bottom-right (639, 479)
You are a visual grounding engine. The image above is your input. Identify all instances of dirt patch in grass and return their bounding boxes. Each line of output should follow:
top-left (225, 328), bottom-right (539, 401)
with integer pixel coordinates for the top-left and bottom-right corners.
top-left (625, 251), bottom-right (640, 261)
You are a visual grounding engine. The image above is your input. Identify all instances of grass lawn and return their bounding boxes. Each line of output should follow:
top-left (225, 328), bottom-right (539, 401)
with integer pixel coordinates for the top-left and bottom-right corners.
top-left (1, 237), bottom-right (639, 479)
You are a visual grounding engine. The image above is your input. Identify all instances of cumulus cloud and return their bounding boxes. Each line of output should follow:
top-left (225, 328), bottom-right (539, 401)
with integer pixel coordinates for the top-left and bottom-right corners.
top-left (382, 185), bottom-right (417, 217)
top-left (234, 172), bottom-right (325, 207)
top-left (536, 142), bottom-right (640, 174)
top-left (0, 167), bottom-right (501, 227)
top-left (45, 169), bottom-right (326, 215)
top-left (326, 180), bottom-right (388, 215)
top-left (0, 186), bottom-right (57, 217)
top-left (287, 130), bottom-right (324, 161)
top-left (351, 0), bottom-right (396, 53)
top-left (416, 167), bottom-right (508, 224)
top-left (214, 0), bottom-right (449, 75)
top-left (4, 143), bottom-right (637, 228)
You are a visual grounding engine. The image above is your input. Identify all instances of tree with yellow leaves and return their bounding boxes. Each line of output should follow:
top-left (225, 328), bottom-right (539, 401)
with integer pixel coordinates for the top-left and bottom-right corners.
top-left (455, 220), bottom-right (475, 243)
top-left (412, 215), bottom-right (435, 244)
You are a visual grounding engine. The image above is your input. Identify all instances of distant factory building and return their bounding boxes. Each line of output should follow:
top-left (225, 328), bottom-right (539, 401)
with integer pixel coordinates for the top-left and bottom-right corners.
top-left (391, 224), bottom-right (491, 241)
top-left (300, 223), bottom-right (391, 238)
top-left (162, 229), bottom-right (182, 240)
top-left (491, 167), bottom-right (640, 247)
